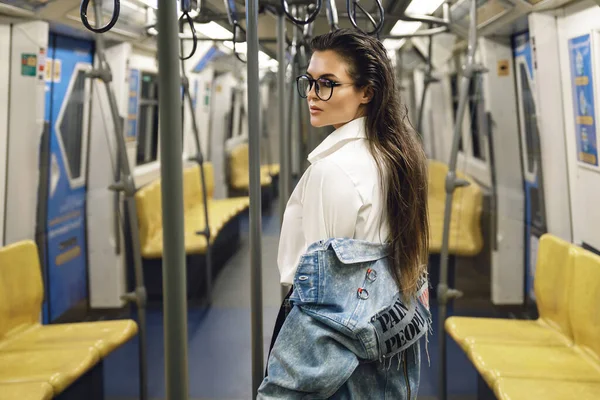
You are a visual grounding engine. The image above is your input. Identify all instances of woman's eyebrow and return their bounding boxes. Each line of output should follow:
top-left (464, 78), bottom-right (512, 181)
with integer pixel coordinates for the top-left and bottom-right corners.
top-left (306, 72), bottom-right (340, 80)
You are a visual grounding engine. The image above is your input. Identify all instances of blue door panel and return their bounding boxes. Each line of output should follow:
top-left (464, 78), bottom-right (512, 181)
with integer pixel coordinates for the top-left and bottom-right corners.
top-left (512, 31), bottom-right (547, 303)
top-left (43, 34), bottom-right (93, 322)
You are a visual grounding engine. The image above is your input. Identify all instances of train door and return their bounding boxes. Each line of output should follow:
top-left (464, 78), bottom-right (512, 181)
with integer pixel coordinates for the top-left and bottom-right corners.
top-left (512, 31), bottom-right (547, 301)
top-left (41, 33), bottom-right (93, 322)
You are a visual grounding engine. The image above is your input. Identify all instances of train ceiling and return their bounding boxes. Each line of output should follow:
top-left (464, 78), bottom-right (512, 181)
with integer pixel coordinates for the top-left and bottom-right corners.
top-left (0, 0), bottom-right (582, 60)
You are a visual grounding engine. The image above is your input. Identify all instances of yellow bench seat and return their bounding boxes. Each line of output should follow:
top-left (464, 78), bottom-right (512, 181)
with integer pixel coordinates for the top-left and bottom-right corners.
top-left (141, 198), bottom-right (250, 259)
top-left (0, 240), bottom-right (138, 396)
top-left (445, 317), bottom-right (571, 353)
top-left (427, 160), bottom-right (483, 256)
top-left (228, 143), bottom-right (275, 190)
top-left (0, 347), bottom-right (99, 394)
top-left (264, 163), bottom-right (280, 176)
top-left (0, 381), bottom-right (53, 400)
top-left (494, 377), bottom-right (600, 400)
top-left (137, 163), bottom-right (250, 259)
top-left (444, 234), bottom-right (600, 400)
top-left (469, 342), bottom-right (600, 388)
top-left (0, 320), bottom-right (138, 358)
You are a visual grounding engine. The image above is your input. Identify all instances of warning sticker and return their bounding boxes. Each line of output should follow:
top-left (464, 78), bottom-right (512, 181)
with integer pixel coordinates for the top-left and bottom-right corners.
top-left (21, 53), bottom-right (37, 76)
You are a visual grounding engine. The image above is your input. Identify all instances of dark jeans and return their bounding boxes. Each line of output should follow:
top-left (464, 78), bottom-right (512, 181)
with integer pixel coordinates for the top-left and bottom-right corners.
top-left (265, 286), bottom-right (293, 377)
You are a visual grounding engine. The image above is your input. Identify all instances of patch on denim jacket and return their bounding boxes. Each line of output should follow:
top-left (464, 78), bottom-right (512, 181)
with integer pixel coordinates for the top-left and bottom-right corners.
top-left (416, 275), bottom-right (430, 312)
top-left (370, 295), bottom-right (428, 359)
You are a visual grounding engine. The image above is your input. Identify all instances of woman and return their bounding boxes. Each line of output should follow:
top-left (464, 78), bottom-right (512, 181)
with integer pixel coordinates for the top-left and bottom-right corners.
top-left (259, 29), bottom-right (430, 399)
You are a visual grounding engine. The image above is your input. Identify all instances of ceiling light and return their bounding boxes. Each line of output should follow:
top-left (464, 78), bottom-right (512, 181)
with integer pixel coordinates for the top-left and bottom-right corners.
top-left (390, 0), bottom-right (446, 38)
top-left (405, 0), bottom-right (446, 15)
top-left (196, 22), bottom-right (233, 40)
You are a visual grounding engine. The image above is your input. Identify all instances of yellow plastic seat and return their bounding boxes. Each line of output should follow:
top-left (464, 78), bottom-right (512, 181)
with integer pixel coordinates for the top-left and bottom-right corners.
top-left (0, 348), bottom-right (99, 395)
top-left (264, 163), bottom-right (280, 176)
top-left (445, 318), bottom-right (570, 353)
top-left (445, 234), bottom-right (574, 351)
top-left (136, 162), bottom-right (250, 259)
top-left (0, 240), bottom-right (137, 395)
top-left (494, 377), bottom-right (600, 400)
top-left (229, 143), bottom-right (273, 190)
top-left (1, 320), bottom-right (138, 358)
top-left (465, 246), bottom-right (600, 390)
top-left (427, 160), bottom-right (483, 256)
top-left (0, 241), bottom-right (138, 358)
top-left (469, 343), bottom-right (600, 387)
top-left (0, 381), bottom-right (54, 400)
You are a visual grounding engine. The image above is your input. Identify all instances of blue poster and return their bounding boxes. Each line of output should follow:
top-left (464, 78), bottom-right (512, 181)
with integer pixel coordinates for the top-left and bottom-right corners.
top-left (568, 34), bottom-right (598, 166)
top-left (193, 45), bottom-right (226, 73)
top-left (126, 68), bottom-right (140, 141)
top-left (43, 34), bottom-right (93, 322)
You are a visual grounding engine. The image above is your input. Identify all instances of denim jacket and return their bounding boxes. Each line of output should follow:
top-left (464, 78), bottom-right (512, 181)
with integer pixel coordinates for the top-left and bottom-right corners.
top-left (258, 238), bottom-right (432, 399)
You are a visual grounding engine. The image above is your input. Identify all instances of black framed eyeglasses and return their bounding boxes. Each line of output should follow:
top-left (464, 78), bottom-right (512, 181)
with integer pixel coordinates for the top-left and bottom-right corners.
top-left (296, 74), bottom-right (353, 101)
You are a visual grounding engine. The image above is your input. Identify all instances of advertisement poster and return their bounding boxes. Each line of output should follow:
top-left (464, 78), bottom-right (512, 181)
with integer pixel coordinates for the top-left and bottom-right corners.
top-left (126, 68), bottom-right (140, 141)
top-left (568, 34), bottom-right (598, 167)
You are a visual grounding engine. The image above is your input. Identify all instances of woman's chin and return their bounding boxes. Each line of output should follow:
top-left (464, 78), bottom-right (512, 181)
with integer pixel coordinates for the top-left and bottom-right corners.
top-left (310, 115), bottom-right (326, 128)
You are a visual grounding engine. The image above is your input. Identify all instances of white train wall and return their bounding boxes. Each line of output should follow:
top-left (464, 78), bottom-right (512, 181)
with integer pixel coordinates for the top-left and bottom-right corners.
top-left (557, 0), bottom-right (600, 253)
top-left (413, 32), bottom-right (526, 305)
top-left (0, 17), bottom-right (266, 317)
top-left (414, 0), bottom-right (600, 306)
top-left (86, 37), bottom-right (224, 309)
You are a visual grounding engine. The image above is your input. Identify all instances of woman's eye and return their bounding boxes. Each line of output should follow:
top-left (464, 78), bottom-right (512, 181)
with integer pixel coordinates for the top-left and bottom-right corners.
top-left (321, 80), bottom-right (334, 88)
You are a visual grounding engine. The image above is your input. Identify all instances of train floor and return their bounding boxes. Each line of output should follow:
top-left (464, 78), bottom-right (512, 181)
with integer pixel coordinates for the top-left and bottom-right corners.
top-left (102, 203), bottom-right (494, 400)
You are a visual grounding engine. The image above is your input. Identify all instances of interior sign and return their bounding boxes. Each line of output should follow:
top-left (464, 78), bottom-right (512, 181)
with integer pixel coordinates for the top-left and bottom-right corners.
top-left (21, 53), bottom-right (37, 77)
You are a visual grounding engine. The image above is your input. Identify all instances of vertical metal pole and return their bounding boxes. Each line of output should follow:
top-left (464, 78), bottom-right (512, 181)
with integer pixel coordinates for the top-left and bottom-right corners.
top-left (90, 3), bottom-right (148, 399)
top-left (156, 1), bottom-right (189, 399)
top-left (417, 31), bottom-right (435, 134)
top-left (277, 13), bottom-right (288, 226)
top-left (246, 0), bottom-right (264, 394)
top-left (438, 1), bottom-right (478, 400)
top-left (180, 35), bottom-right (213, 305)
top-left (277, 13), bottom-right (291, 301)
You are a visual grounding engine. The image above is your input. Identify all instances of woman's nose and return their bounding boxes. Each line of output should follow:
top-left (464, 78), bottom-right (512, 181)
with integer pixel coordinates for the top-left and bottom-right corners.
top-left (307, 83), bottom-right (318, 101)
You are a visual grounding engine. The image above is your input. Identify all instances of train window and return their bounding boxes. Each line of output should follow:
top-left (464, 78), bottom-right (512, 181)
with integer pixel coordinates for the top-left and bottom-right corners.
top-left (449, 73), bottom-right (486, 161)
top-left (59, 69), bottom-right (86, 179)
top-left (137, 72), bottom-right (159, 165)
top-left (518, 63), bottom-right (538, 175)
top-left (469, 75), bottom-right (485, 161)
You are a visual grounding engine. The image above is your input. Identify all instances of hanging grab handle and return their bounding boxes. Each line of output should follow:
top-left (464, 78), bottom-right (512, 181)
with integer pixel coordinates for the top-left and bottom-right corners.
top-left (179, 11), bottom-right (198, 60)
top-left (223, 0), bottom-right (247, 63)
top-left (233, 23), bottom-right (247, 64)
top-left (346, 0), bottom-right (384, 36)
top-left (81, 0), bottom-right (120, 34)
top-left (281, 0), bottom-right (322, 25)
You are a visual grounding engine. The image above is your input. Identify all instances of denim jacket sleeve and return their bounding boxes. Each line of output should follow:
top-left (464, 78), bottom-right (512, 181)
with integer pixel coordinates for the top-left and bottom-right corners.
top-left (257, 305), bottom-right (360, 399)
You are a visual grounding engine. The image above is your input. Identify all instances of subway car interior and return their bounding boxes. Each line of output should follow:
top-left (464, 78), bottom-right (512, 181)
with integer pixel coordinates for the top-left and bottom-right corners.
top-left (0, 0), bottom-right (600, 399)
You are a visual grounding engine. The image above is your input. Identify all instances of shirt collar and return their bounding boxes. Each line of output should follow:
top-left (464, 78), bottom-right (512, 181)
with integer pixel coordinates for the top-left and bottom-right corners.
top-left (307, 117), bottom-right (367, 164)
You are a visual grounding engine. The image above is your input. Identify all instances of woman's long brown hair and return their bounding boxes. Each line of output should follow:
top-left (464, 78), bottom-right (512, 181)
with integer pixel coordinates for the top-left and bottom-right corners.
top-left (311, 29), bottom-right (429, 299)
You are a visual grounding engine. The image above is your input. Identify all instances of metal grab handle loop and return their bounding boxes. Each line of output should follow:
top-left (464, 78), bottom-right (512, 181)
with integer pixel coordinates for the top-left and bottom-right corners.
top-left (81, 0), bottom-right (120, 34)
top-left (223, 0), bottom-right (247, 63)
top-left (233, 23), bottom-right (247, 64)
top-left (179, 12), bottom-right (198, 60)
top-left (346, 0), bottom-right (384, 35)
top-left (281, 0), bottom-right (322, 25)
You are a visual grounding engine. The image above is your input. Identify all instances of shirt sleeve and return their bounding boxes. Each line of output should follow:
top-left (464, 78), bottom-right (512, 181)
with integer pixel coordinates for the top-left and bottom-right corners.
top-left (301, 159), bottom-right (363, 244)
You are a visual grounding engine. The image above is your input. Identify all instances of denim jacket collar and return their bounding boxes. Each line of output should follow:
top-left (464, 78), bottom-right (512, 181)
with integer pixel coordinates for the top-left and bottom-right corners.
top-left (308, 238), bottom-right (388, 264)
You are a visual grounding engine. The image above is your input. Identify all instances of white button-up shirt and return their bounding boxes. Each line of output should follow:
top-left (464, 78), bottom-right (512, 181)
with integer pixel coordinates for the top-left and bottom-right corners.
top-left (278, 117), bottom-right (390, 285)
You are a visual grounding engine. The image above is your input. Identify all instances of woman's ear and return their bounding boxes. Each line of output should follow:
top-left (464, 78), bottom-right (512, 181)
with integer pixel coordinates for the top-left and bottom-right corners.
top-left (361, 86), bottom-right (374, 104)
